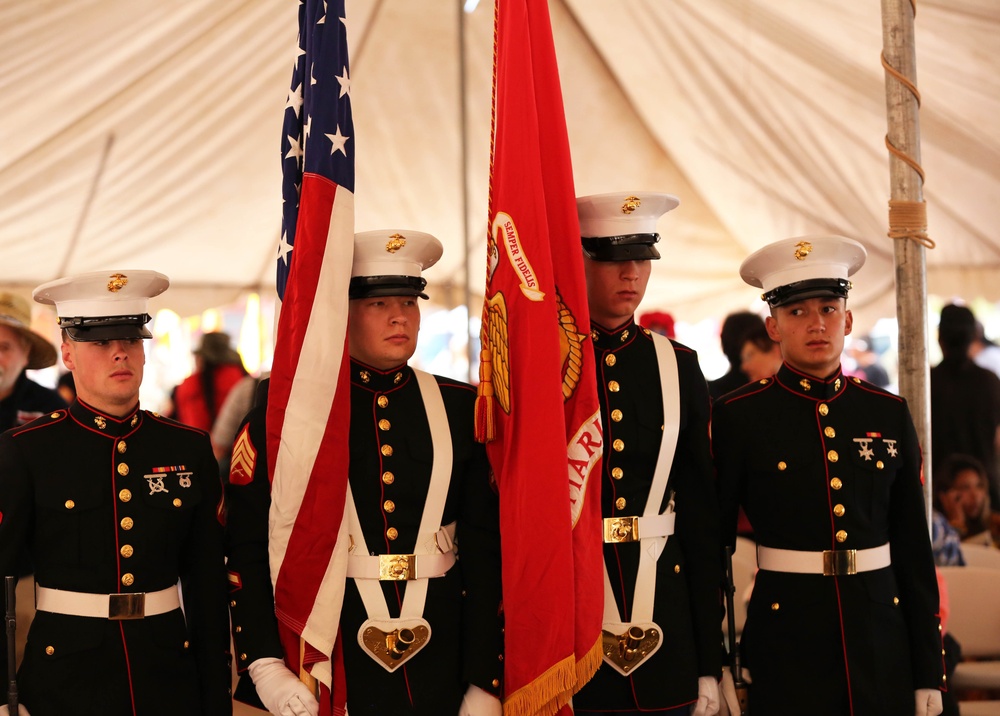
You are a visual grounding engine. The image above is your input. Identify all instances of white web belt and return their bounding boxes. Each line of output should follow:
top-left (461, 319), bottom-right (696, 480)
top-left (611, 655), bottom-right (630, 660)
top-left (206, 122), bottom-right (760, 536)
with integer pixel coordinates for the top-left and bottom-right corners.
top-left (348, 369), bottom-right (454, 622)
top-left (601, 333), bottom-right (679, 675)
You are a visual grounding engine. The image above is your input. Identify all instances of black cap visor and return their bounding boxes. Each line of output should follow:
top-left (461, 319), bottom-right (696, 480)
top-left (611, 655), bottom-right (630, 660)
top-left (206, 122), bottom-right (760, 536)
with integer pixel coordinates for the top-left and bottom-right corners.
top-left (764, 278), bottom-right (851, 307)
top-left (60, 314), bottom-right (152, 342)
top-left (349, 275), bottom-right (429, 300)
top-left (582, 233), bottom-right (661, 262)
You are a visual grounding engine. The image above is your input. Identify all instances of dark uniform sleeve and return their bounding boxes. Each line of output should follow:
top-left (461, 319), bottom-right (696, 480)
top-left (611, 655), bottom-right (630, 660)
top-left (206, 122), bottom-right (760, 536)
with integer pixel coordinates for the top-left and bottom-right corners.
top-left (888, 399), bottom-right (946, 691)
top-left (0, 431), bottom-right (35, 680)
top-left (673, 348), bottom-right (723, 679)
top-left (712, 394), bottom-right (745, 554)
top-left (179, 430), bottom-right (234, 714)
top-left (225, 392), bottom-right (284, 709)
top-left (456, 431), bottom-right (503, 696)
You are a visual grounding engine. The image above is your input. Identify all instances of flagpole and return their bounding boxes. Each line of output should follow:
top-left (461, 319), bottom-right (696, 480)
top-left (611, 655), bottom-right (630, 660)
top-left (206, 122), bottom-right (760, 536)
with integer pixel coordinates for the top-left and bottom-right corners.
top-left (299, 637), bottom-right (319, 698)
top-left (458, 0), bottom-right (474, 383)
top-left (880, 0), bottom-right (933, 524)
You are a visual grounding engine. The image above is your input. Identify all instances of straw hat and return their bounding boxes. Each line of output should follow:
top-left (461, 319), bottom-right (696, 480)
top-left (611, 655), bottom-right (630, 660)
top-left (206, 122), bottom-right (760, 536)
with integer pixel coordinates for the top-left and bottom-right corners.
top-left (0, 291), bottom-right (58, 370)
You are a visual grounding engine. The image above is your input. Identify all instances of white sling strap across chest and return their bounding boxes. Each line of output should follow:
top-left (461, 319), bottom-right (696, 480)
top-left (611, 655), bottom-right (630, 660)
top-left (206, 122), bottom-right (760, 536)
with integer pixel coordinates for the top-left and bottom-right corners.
top-left (601, 331), bottom-right (680, 675)
top-left (348, 369), bottom-right (455, 671)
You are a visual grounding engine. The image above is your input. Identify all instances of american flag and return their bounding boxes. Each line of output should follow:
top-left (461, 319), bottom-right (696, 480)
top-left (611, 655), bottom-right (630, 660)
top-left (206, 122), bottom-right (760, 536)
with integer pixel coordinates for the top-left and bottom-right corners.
top-left (267, 0), bottom-right (354, 705)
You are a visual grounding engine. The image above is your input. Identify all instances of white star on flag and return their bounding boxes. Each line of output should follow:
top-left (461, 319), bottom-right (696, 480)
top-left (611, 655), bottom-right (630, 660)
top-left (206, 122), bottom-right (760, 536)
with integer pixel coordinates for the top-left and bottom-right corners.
top-left (336, 67), bottom-right (351, 98)
top-left (284, 134), bottom-right (303, 163)
top-left (326, 126), bottom-right (349, 156)
top-left (286, 82), bottom-right (303, 116)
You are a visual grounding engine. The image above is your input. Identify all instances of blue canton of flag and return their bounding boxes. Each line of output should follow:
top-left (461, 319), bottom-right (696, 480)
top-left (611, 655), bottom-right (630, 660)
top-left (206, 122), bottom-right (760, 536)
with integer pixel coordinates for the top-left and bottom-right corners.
top-left (278, 0), bottom-right (355, 298)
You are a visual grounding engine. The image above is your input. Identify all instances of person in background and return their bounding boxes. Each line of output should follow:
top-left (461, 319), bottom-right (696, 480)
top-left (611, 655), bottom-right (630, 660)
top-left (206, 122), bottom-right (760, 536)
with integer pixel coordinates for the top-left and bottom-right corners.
top-left (174, 331), bottom-right (247, 441)
top-left (714, 235), bottom-right (944, 716)
top-left (0, 291), bottom-right (68, 670)
top-left (707, 311), bottom-right (764, 400)
top-left (847, 336), bottom-right (890, 389)
top-left (639, 310), bottom-right (676, 339)
top-left (970, 320), bottom-right (1000, 379)
top-left (226, 231), bottom-right (502, 716)
top-left (210, 371), bottom-right (267, 474)
top-left (738, 322), bottom-right (783, 384)
top-left (0, 270), bottom-right (231, 715)
top-left (930, 303), bottom-right (1000, 509)
top-left (574, 191), bottom-right (721, 716)
top-left (0, 291), bottom-right (65, 432)
top-left (934, 452), bottom-right (999, 548)
top-left (929, 456), bottom-right (975, 716)
top-left (55, 371), bottom-right (76, 404)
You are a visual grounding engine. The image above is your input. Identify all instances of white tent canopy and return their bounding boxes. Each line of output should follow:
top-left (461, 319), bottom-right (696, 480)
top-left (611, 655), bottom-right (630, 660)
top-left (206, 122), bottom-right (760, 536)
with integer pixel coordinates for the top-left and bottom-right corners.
top-left (2, 0), bottom-right (998, 330)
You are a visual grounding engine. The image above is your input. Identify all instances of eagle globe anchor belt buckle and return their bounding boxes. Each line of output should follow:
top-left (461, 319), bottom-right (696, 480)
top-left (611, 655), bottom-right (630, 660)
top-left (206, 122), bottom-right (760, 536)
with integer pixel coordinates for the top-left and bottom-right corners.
top-left (600, 622), bottom-right (662, 676)
top-left (604, 516), bottom-right (639, 543)
top-left (379, 554), bottom-right (417, 581)
top-left (359, 618), bottom-right (432, 672)
top-left (603, 512), bottom-right (675, 544)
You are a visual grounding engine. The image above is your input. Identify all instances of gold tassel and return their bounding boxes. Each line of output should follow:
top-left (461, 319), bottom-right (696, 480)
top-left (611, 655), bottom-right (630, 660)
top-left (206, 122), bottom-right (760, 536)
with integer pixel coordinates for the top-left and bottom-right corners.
top-left (475, 348), bottom-right (496, 443)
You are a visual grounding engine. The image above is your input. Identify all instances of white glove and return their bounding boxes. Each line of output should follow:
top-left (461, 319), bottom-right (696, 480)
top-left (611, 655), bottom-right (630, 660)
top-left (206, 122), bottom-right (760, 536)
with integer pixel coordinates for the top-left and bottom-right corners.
top-left (0, 705), bottom-right (31, 715)
top-left (914, 688), bottom-right (942, 716)
top-left (458, 684), bottom-right (502, 716)
top-left (248, 657), bottom-right (320, 716)
top-left (691, 675), bottom-right (720, 716)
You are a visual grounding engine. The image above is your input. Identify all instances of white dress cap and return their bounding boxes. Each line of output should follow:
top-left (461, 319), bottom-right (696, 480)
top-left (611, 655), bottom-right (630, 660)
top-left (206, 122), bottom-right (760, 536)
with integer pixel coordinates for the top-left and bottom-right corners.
top-left (349, 230), bottom-right (443, 299)
top-left (740, 235), bottom-right (867, 307)
top-left (33, 270), bottom-right (169, 340)
top-left (577, 191), bottom-right (680, 261)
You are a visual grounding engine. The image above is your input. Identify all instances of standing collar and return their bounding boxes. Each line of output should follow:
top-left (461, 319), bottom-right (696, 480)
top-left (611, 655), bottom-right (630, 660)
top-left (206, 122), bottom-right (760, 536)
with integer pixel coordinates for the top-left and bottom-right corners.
top-left (69, 398), bottom-right (142, 436)
top-left (591, 317), bottom-right (645, 351)
top-left (349, 359), bottom-right (413, 391)
top-left (773, 362), bottom-right (847, 400)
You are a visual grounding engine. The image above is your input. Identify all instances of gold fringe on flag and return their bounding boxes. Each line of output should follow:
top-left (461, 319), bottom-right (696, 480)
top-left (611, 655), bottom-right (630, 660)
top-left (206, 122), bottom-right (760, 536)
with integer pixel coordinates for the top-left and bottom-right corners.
top-left (502, 655), bottom-right (576, 716)
top-left (574, 635), bottom-right (603, 693)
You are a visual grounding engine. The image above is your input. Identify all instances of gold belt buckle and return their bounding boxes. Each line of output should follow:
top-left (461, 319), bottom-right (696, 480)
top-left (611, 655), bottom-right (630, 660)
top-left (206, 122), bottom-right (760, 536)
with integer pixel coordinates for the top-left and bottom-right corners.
top-left (108, 593), bottom-right (146, 620)
top-left (823, 549), bottom-right (857, 576)
top-left (603, 516), bottom-right (639, 543)
top-left (379, 554), bottom-right (417, 581)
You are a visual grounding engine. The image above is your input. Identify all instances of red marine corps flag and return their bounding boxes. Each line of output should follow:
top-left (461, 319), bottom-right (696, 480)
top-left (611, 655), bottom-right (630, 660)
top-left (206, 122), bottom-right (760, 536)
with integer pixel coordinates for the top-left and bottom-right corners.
top-left (476, 1), bottom-right (604, 714)
top-left (268, 0), bottom-right (354, 713)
